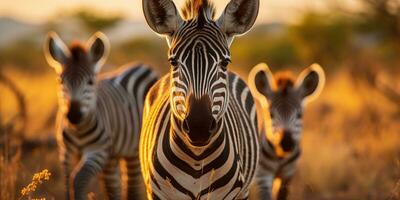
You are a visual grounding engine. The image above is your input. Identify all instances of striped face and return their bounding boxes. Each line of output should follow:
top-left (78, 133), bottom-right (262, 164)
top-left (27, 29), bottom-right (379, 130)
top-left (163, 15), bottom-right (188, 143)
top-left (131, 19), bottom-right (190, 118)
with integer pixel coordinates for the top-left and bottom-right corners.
top-left (167, 19), bottom-right (231, 146)
top-left (143, 0), bottom-right (259, 146)
top-left (249, 63), bottom-right (325, 153)
top-left (44, 32), bottom-right (109, 125)
top-left (267, 83), bottom-right (303, 152)
top-left (57, 51), bottom-right (98, 125)
top-left (168, 19), bottom-right (231, 122)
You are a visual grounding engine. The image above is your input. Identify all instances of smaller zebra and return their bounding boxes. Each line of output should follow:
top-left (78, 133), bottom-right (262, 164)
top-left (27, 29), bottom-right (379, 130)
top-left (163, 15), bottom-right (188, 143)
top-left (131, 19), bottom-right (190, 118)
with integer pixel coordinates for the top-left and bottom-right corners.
top-left (248, 63), bottom-right (325, 200)
top-left (44, 32), bottom-right (158, 200)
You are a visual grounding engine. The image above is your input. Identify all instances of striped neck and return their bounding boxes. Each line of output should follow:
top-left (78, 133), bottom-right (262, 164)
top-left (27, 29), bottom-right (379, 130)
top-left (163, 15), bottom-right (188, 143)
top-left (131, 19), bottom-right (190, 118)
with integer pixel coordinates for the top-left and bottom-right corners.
top-left (170, 115), bottom-right (226, 159)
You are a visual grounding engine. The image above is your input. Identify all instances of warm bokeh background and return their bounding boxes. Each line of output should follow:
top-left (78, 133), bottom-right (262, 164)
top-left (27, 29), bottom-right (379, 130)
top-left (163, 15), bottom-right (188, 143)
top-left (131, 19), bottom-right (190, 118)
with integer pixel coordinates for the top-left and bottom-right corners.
top-left (1, 0), bottom-right (399, 199)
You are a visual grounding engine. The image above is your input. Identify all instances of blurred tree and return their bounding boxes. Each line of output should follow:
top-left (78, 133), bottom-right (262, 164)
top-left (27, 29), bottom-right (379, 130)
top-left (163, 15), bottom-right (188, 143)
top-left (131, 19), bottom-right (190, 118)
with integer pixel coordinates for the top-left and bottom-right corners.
top-left (359, 0), bottom-right (400, 41)
top-left (74, 9), bottom-right (122, 32)
top-left (289, 13), bottom-right (353, 68)
top-left (231, 25), bottom-right (301, 71)
top-left (0, 39), bottom-right (45, 73)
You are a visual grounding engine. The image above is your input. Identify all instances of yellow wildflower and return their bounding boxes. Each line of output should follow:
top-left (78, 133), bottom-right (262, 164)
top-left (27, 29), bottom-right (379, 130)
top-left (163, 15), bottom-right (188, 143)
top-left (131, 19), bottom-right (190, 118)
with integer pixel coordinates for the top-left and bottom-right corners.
top-left (19, 169), bottom-right (51, 199)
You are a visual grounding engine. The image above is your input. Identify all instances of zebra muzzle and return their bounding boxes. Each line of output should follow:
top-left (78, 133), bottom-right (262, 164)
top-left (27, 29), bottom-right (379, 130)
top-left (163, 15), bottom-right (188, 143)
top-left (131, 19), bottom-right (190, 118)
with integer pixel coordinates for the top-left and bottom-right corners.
top-left (66, 100), bottom-right (83, 124)
top-left (280, 130), bottom-right (296, 152)
top-left (182, 95), bottom-right (218, 146)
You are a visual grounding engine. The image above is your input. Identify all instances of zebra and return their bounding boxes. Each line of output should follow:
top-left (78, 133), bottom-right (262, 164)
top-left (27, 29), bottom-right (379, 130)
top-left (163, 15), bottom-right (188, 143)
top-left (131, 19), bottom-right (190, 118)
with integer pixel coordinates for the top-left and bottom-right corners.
top-left (139, 0), bottom-right (260, 199)
top-left (247, 63), bottom-right (325, 200)
top-left (44, 31), bottom-right (158, 200)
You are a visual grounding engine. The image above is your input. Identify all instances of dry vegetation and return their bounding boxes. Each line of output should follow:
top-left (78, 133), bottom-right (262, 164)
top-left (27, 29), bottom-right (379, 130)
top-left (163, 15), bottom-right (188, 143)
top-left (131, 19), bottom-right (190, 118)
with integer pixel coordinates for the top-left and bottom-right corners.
top-left (291, 70), bottom-right (400, 200)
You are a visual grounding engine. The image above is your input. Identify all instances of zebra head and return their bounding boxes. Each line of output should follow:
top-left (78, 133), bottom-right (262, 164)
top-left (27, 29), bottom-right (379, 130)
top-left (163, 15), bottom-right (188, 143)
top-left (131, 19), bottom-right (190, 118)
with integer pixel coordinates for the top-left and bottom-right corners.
top-left (249, 63), bottom-right (325, 153)
top-left (143, 0), bottom-right (259, 146)
top-left (44, 32), bottom-right (109, 125)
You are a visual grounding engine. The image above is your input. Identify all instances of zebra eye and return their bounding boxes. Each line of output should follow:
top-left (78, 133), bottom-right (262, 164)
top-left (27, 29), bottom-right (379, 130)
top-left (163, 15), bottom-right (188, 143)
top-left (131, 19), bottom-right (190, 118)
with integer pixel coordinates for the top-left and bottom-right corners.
top-left (220, 59), bottom-right (230, 70)
top-left (297, 112), bottom-right (303, 118)
top-left (169, 58), bottom-right (178, 67)
top-left (88, 80), bottom-right (94, 85)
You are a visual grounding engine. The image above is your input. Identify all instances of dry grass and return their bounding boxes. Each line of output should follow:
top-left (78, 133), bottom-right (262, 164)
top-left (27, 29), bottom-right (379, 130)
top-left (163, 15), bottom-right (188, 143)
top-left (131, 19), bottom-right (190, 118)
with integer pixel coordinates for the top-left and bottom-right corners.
top-left (290, 70), bottom-right (400, 200)
top-left (0, 155), bottom-right (19, 199)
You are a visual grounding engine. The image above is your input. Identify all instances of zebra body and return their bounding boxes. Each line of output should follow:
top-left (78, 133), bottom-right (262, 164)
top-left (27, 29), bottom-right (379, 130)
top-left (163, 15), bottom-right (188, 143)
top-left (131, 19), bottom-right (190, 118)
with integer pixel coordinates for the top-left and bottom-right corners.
top-left (140, 0), bottom-right (260, 199)
top-left (140, 73), bottom-right (259, 199)
top-left (45, 32), bottom-right (158, 200)
top-left (60, 65), bottom-right (157, 156)
top-left (58, 64), bottom-right (157, 200)
top-left (248, 63), bottom-right (325, 200)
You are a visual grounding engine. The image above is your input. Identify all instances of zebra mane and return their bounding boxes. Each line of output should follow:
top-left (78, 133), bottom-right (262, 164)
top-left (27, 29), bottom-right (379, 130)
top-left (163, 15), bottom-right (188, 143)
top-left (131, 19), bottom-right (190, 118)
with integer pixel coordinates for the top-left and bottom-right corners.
top-left (69, 41), bottom-right (87, 60)
top-left (181, 0), bottom-right (216, 24)
top-left (63, 41), bottom-right (92, 72)
top-left (274, 71), bottom-right (295, 95)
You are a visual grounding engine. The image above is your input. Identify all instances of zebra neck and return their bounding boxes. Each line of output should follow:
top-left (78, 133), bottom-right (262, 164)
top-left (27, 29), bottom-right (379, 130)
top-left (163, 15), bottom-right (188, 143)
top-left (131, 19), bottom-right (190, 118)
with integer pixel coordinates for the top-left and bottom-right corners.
top-left (168, 130), bottom-right (227, 167)
top-left (169, 116), bottom-right (226, 162)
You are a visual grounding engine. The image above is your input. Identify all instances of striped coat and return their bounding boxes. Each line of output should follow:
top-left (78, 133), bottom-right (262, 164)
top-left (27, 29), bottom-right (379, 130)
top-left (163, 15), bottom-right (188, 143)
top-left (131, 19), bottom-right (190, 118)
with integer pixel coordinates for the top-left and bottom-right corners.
top-left (140, 0), bottom-right (260, 199)
top-left (45, 31), bottom-right (159, 200)
top-left (248, 63), bottom-right (325, 200)
top-left (140, 73), bottom-right (259, 200)
top-left (58, 64), bottom-right (158, 200)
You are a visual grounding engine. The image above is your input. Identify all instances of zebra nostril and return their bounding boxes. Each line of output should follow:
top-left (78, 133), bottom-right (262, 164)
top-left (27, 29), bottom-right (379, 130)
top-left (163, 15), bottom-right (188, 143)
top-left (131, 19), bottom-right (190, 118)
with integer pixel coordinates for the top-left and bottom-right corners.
top-left (182, 119), bottom-right (190, 133)
top-left (281, 130), bottom-right (295, 152)
top-left (67, 100), bottom-right (82, 124)
top-left (209, 118), bottom-right (218, 133)
top-left (67, 109), bottom-right (82, 124)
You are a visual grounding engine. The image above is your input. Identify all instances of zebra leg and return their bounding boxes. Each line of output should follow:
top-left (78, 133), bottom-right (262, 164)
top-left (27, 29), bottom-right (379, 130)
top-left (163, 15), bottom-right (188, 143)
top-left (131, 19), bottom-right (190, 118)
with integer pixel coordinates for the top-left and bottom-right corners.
top-left (102, 158), bottom-right (122, 200)
top-left (60, 149), bottom-right (73, 200)
top-left (256, 176), bottom-right (274, 200)
top-left (277, 177), bottom-right (292, 200)
top-left (71, 153), bottom-right (108, 200)
top-left (125, 156), bottom-right (145, 200)
top-left (257, 186), bottom-right (273, 200)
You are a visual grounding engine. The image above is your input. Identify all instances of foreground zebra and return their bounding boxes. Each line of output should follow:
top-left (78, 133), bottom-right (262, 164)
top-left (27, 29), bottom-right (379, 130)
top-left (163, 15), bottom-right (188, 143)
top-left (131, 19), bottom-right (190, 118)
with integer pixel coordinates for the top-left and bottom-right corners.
top-left (44, 32), bottom-right (158, 200)
top-left (140, 0), bottom-right (260, 199)
top-left (248, 63), bottom-right (325, 200)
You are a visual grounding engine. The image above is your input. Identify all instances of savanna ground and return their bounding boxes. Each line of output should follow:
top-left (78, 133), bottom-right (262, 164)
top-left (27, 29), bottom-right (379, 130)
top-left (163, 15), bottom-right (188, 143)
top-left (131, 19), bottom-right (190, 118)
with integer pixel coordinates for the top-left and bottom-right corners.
top-left (1, 0), bottom-right (400, 199)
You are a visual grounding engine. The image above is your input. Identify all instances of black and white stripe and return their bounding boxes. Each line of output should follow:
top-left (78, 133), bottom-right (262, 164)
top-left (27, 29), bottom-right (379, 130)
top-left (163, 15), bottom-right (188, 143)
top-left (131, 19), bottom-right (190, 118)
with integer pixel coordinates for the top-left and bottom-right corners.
top-left (60, 65), bottom-right (157, 200)
top-left (248, 63), bottom-right (325, 200)
top-left (45, 32), bottom-right (158, 200)
top-left (140, 0), bottom-right (259, 199)
top-left (140, 73), bottom-right (259, 199)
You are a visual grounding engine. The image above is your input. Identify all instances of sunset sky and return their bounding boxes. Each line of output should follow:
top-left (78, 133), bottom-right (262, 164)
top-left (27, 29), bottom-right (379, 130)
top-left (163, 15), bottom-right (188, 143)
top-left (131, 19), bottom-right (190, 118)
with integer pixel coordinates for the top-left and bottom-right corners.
top-left (0, 0), bottom-right (363, 24)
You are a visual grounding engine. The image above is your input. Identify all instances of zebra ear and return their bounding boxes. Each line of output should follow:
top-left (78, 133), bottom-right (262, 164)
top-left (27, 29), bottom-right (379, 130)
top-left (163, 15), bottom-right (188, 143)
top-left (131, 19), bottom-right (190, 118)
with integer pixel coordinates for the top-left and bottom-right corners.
top-left (217, 0), bottom-right (259, 42)
top-left (295, 63), bottom-right (325, 104)
top-left (142, 0), bottom-right (183, 37)
top-left (87, 32), bottom-right (109, 73)
top-left (248, 63), bottom-right (276, 101)
top-left (44, 31), bottom-right (70, 74)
